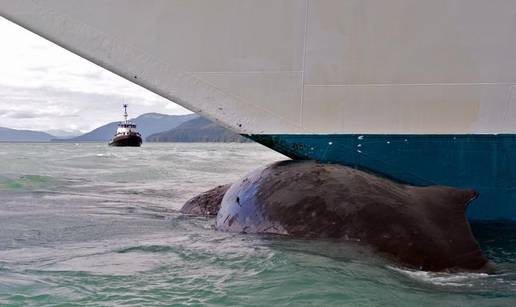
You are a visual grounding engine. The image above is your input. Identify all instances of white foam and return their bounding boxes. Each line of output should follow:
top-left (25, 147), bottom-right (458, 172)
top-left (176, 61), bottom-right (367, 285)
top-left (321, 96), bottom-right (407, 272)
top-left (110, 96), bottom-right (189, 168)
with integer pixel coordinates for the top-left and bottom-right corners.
top-left (388, 266), bottom-right (489, 287)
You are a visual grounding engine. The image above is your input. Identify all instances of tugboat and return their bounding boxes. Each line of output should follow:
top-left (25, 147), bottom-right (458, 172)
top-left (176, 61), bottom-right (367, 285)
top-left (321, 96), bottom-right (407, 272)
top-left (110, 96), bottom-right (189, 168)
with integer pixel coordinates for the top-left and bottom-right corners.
top-left (108, 104), bottom-right (142, 147)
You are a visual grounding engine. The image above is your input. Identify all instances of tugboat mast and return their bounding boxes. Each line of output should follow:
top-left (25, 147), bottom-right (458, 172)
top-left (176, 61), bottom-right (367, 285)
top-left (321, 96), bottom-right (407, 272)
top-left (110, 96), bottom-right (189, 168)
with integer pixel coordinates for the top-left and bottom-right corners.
top-left (123, 104), bottom-right (128, 123)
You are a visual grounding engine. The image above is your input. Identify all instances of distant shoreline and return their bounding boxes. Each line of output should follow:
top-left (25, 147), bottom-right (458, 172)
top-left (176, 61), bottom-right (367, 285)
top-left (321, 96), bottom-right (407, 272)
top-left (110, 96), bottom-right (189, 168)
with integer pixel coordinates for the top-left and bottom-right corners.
top-left (1, 113), bottom-right (250, 143)
top-left (0, 141), bottom-right (256, 144)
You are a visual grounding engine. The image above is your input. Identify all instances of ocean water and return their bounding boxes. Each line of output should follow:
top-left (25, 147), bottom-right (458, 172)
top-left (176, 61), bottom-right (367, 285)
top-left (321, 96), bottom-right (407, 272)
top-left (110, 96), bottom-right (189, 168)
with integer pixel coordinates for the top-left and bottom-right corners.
top-left (0, 142), bottom-right (515, 306)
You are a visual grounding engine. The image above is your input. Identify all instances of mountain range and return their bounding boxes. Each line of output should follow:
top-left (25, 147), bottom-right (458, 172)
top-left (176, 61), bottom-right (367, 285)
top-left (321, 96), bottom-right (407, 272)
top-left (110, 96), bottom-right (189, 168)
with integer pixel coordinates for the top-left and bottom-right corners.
top-left (45, 129), bottom-right (82, 138)
top-left (61, 113), bottom-right (197, 142)
top-left (1, 112), bottom-right (249, 143)
top-left (147, 117), bottom-right (249, 143)
top-left (0, 127), bottom-right (55, 142)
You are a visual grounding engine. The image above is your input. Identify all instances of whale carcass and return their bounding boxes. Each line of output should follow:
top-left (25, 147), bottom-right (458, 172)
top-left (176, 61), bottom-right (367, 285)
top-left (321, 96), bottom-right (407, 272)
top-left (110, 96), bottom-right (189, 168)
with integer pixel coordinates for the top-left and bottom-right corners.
top-left (214, 160), bottom-right (492, 272)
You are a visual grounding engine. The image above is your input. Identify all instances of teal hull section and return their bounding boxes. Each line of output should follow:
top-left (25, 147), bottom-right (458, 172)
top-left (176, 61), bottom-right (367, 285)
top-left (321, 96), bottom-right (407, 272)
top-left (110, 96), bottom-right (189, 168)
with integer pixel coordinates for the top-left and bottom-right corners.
top-left (248, 134), bottom-right (516, 221)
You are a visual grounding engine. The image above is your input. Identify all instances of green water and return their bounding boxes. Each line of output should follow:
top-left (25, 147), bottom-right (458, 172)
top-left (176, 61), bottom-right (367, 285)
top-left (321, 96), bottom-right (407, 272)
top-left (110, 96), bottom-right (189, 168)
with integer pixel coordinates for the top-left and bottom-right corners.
top-left (0, 143), bottom-right (515, 306)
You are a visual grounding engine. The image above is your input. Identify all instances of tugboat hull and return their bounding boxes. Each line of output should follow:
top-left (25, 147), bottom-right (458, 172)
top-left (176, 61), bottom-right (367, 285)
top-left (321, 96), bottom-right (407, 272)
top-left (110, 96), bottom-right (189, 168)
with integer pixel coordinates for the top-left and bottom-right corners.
top-left (109, 134), bottom-right (142, 147)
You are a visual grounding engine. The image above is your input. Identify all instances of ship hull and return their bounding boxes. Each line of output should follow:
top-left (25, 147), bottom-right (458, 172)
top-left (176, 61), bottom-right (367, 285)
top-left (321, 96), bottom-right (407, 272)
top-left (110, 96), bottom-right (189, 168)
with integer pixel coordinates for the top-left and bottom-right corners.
top-left (248, 134), bottom-right (516, 221)
top-left (3, 1), bottom-right (516, 220)
top-left (109, 134), bottom-right (142, 147)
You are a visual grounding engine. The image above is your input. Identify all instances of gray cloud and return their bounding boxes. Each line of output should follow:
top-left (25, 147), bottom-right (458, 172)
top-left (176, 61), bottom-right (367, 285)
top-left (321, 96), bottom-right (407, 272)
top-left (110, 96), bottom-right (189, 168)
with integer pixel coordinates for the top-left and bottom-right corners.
top-left (0, 83), bottom-right (189, 132)
top-left (0, 17), bottom-right (191, 133)
top-left (28, 66), bottom-right (51, 73)
top-left (3, 111), bottom-right (42, 119)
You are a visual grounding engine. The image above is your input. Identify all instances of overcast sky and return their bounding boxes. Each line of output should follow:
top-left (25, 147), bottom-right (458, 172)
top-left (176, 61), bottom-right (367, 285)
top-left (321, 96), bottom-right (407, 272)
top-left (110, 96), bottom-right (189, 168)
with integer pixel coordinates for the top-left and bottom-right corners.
top-left (0, 17), bottom-right (191, 133)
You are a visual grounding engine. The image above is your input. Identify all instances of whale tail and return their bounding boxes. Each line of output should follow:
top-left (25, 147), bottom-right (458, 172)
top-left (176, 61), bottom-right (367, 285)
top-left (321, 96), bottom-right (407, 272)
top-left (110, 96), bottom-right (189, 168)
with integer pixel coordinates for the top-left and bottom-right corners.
top-left (455, 188), bottom-right (480, 208)
top-left (409, 186), bottom-right (489, 272)
top-left (414, 185), bottom-right (479, 213)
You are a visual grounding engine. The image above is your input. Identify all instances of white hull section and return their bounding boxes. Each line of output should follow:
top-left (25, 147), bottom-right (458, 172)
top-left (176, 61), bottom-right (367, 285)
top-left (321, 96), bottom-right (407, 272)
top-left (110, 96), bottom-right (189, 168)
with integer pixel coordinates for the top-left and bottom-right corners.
top-left (2, 1), bottom-right (516, 134)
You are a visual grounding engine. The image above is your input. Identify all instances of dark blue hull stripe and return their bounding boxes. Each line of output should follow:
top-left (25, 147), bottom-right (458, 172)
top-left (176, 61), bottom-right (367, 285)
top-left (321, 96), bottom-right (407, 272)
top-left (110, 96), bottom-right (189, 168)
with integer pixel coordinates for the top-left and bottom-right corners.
top-left (246, 134), bottom-right (516, 221)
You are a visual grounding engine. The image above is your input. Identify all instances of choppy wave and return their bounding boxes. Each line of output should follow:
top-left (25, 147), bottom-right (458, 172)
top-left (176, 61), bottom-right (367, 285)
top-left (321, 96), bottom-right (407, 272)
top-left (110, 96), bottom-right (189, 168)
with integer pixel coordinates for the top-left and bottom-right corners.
top-left (0, 143), bottom-right (516, 306)
top-left (0, 175), bottom-right (59, 191)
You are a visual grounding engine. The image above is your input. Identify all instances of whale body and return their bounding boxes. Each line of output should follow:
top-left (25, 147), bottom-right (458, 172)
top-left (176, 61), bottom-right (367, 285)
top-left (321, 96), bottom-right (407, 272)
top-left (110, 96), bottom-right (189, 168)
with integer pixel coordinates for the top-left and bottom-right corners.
top-left (215, 160), bottom-right (492, 272)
